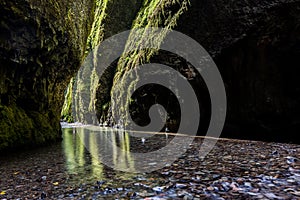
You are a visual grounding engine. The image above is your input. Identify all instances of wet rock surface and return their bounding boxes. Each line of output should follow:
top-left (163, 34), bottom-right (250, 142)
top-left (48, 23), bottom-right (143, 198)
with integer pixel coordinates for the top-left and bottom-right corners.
top-left (176, 0), bottom-right (300, 142)
top-left (1, 0), bottom-right (300, 152)
top-left (0, 130), bottom-right (299, 199)
top-left (0, 0), bottom-right (94, 150)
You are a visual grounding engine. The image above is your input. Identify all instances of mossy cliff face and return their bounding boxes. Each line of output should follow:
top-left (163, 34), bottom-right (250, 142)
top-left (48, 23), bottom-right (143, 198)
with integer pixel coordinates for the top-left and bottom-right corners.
top-left (1, 0), bottom-right (300, 151)
top-left (71, 0), bottom-right (143, 124)
top-left (0, 0), bottom-right (94, 150)
top-left (71, 0), bottom-right (188, 124)
top-left (110, 0), bottom-right (190, 123)
top-left (96, 0), bottom-right (300, 142)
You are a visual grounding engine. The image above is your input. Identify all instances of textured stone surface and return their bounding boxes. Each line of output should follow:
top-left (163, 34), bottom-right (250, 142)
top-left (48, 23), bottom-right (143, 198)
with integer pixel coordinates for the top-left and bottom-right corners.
top-left (175, 0), bottom-right (300, 142)
top-left (1, 0), bottom-right (300, 151)
top-left (72, 0), bottom-right (143, 124)
top-left (1, 129), bottom-right (299, 199)
top-left (0, 0), bottom-right (94, 150)
top-left (82, 0), bottom-right (300, 143)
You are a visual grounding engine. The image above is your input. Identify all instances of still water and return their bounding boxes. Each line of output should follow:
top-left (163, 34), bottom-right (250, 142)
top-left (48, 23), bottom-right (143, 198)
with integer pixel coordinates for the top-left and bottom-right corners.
top-left (0, 124), bottom-right (189, 189)
top-left (0, 125), bottom-right (180, 198)
top-left (61, 125), bottom-right (176, 181)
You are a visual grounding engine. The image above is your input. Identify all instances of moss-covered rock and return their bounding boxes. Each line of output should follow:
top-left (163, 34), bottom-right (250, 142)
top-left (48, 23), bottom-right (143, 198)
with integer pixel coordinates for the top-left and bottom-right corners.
top-left (95, 0), bottom-right (300, 143)
top-left (71, 0), bottom-right (143, 124)
top-left (0, 0), bottom-right (94, 151)
top-left (1, 0), bottom-right (300, 151)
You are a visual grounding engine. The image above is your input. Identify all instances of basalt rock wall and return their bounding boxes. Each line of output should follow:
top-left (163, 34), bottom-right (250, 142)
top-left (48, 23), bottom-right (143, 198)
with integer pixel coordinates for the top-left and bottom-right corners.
top-left (0, 0), bottom-right (94, 150)
top-left (175, 0), bottom-right (300, 142)
top-left (1, 0), bottom-right (299, 152)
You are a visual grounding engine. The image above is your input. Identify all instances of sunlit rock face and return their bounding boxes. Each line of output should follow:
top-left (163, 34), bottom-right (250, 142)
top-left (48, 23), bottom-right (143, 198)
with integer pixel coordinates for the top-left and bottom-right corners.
top-left (72, 0), bottom-right (143, 125)
top-left (0, 0), bottom-right (94, 150)
top-left (88, 0), bottom-right (300, 143)
top-left (176, 0), bottom-right (300, 142)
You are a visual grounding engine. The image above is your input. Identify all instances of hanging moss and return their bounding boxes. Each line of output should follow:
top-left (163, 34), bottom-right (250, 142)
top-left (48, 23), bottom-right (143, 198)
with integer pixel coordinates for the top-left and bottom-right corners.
top-left (111, 0), bottom-right (190, 122)
top-left (62, 0), bottom-right (189, 125)
top-left (70, 0), bottom-right (143, 124)
top-left (61, 78), bottom-right (74, 122)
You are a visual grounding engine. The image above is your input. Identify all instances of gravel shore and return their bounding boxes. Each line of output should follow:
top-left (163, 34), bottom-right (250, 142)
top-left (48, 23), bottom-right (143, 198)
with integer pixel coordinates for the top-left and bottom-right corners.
top-left (0, 134), bottom-right (299, 199)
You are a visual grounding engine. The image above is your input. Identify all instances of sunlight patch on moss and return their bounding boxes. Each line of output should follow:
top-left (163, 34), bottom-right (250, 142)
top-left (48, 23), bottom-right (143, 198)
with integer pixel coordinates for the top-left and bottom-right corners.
top-left (61, 78), bottom-right (74, 122)
top-left (111, 0), bottom-right (190, 122)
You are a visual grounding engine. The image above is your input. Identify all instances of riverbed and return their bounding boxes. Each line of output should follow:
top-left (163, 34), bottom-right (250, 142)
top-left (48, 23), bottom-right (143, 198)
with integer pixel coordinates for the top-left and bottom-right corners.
top-left (0, 125), bottom-right (299, 199)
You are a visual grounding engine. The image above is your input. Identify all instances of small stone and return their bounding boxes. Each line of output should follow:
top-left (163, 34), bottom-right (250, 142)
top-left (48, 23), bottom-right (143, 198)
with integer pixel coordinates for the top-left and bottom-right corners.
top-left (267, 183), bottom-right (276, 187)
top-left (176, 183), bottom-right (187, 189)
top-left (212, 174), bottom-right (221, 179)
top-left (194, 171), bottom-right (205, 175)
top-left (161, 172), bottom-right (170, 175)
top-left (223, 155), bottom-right (232, 160)
top-left (148, 162), bottom-right (157, 166)
top-left (292, 191), bottom-right (300, 196)
top-left (153, 186), bottom-right (164, 193)
top-left (248, 192), bottom-right (259, 196)
top-left (244, 182), bottom-right (252, 187)
top-left (96, 180), bottom-right (105, 185)
top-left (177, 190), bottom-right (189, 197)
top-left (207, 186), bottom-right (214, 191)
top-left (287, 156), bottom-right (297, 165)
top-left (287, 179), bottom-right (295, 183)
top-left (264, 193), bottom-right (279, 199)
top-left (236, 178), bottom-right (244, 183)
top-left (41, 192), bottom-right (47, 199)
top-left (183, 194), bottom-right (194, 200)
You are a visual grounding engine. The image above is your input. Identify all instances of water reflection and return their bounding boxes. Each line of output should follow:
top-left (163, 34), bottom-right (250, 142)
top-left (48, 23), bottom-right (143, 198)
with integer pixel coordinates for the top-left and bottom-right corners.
top-left (63, 128), bottom-right (104, 181)
top-left (62, 127), bottom-right (139, 181)
top-left (62, 126), bottom-right (175, 177)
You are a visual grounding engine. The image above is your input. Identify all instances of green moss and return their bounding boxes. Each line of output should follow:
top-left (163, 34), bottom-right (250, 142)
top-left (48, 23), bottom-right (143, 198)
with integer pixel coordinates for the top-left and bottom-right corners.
top-left (86, 0), bottom-right (110, 53)
top-left (111, 0), bottom-right (190, 121)
top-left (102, 102), bottom-right (110, 110)
top-left (63, 0), bottom-right (189, 124)
top-left (0, 104), bottom-right (34, 150)
top-left (71, 0), bottom-right (144, 123)
top-left (0, 0), bottom-right (94, 151)
top-left (0, 103), bottom-right (62, 151)
top-left (61, 78), bottom-right (74, 122)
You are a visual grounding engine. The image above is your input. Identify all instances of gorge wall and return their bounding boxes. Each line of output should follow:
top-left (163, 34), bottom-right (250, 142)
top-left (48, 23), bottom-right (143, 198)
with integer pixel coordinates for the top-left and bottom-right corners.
top-left (0, 0), bottom-right (94, 150)
top-left (89, 0), bottom-right (300, 143)
top-left (1, 0), bottom-right (299, 151)
top-left (175, 0), bottom-right (300, 142)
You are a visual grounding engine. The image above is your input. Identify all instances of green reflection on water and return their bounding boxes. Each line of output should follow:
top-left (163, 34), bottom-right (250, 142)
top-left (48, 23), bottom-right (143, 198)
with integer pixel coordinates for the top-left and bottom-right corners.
top-left (61, 127), bottom-right (135, 182)
top-left (112, 130), bottom-right (135, 171)
top-left (92, 133), bottom-right (103, 177)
